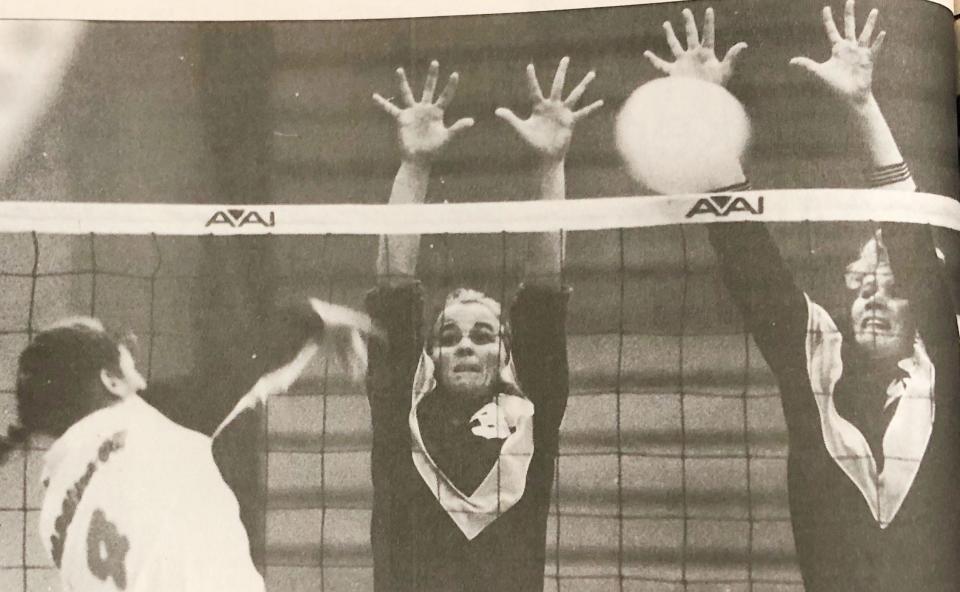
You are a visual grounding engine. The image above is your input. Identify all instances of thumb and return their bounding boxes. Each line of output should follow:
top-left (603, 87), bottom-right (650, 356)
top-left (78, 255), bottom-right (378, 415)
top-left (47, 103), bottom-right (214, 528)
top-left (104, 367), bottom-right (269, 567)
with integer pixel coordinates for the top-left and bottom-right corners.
top-left (495, 107), bottom-right (525, 134)
top-left (789, 56), bottom-right (822, 76)
top-left (722, 42), bottom-right (749, 68)
top-left (447, 117), bottom-right (475, 138)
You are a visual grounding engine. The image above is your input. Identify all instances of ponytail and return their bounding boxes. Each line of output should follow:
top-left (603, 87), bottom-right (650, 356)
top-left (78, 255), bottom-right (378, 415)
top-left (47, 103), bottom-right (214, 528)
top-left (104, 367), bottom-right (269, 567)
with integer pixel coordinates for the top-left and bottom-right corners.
top-left (0, 424), bottom-right (30, 464)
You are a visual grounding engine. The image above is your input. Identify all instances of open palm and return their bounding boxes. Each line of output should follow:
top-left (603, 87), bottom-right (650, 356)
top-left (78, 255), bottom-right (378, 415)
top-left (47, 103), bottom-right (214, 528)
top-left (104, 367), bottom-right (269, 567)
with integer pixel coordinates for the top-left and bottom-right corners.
top-left (644, 7), bottom-right (747, 87)
top-left (373, 60), bottom-right (474, 162)
top-left (495, 57), bottom-right (603, 161)
top-left (790, 0), bottom-right (885, 105)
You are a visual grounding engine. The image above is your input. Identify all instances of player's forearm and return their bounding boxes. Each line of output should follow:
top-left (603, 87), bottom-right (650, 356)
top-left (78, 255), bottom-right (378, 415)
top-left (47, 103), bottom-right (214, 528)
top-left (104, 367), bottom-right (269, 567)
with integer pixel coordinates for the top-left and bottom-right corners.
top-left (526, 158), bottom-right (565, 286)
top-left (377, 160), bottom-right (432, 283)
top-left (852, 95), bottom-right (916, 192)
top-left (377, 235), bottom-right (420, 284)
top-left (707, 221), bottom-right (806, 332)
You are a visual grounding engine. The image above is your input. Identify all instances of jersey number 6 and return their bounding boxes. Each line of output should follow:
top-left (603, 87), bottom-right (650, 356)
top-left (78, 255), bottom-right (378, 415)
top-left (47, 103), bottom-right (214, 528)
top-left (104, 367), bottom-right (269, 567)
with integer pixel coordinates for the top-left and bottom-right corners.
top-left (87, 509), bottom-right (130, 590)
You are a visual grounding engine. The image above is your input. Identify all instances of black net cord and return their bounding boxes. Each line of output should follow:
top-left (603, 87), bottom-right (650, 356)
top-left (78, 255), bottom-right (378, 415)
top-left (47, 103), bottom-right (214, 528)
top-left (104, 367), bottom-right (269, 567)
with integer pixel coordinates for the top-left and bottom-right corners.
top-left (553, 454), bottom-right (561, 590)
top-left (262, 334), bottom-right (271, 585)
top-left (22, 232), bottom-right (39, 591)
top-left (615, 228), bottom-right (626, 592)
top-left (89, 233), bottom-right (97, 317)
top-left (146, 234), bottom-right (163, 381)
top-left (869, 220), bottom-right (884, 520)
top-left (554, 229), bottom-right (566, 591)
top-left (742, 326), bottom-right (754, 591)
top-left (318, 233), bottom-right (334, 592)
top-left (501, 231), bottom-right (515, 517)
top-left (257, 235), bottom-right (272, 579)
top-left (678, 226), bottom-right (689, 590)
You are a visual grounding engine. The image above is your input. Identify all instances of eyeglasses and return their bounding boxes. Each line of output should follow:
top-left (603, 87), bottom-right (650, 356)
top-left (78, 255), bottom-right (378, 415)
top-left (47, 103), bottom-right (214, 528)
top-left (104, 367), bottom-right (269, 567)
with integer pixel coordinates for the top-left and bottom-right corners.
top-left (844, 263), bottom-right (895, 292)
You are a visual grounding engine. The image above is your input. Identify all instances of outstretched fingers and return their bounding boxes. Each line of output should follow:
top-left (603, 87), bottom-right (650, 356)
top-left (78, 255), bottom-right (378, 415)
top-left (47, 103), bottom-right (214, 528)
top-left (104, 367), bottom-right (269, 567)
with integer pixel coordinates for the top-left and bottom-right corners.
top-left (858, 7), bottom-right (878, 46)
top-left (526, 63), bottom-right (544, 102)
top-left (447, 117), bottom-right (475, 137)
top-left (663, 21), bottom-right (685, 57)
top-left (396, 67), bottom-right (416, 106)
top-left (843, 0), bottom-right (856, 41)
top-left (550, 56), bottom-right (570, 101)
top-left (572, 99), bottom-right (604, 122)
top-left (870, 29), bottom-right (885, 55)
top-left (372, 93), bottom-right (402, 117)
top-left (563, 70), bottom-right (596, 107)
top-left (434, 72), bottom-right (460, 109)
top-left (789, 56), bottom-right (822, 76)
top-left (494, 107), bottom-right (525, 134)
top-left (644, 50), bottom-right (672, 74)
top-left (421, 60), bottom-right (440, 103)
top-left (309, 298), bottom-right (381, 338)
top-left (721, 42), bottom-right (749, 68)
top-left (821, 6), bottom-right (843, 45)
top-left (682, 9), bottom-right (700, 49)
top-left (702, 7), bottom-right (716, 49)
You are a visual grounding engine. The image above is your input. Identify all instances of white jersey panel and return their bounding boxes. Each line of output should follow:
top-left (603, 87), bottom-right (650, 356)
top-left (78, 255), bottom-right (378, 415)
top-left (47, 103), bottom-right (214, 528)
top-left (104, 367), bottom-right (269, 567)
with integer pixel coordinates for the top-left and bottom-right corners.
top-left (39, 396), bottom-right (264, 592)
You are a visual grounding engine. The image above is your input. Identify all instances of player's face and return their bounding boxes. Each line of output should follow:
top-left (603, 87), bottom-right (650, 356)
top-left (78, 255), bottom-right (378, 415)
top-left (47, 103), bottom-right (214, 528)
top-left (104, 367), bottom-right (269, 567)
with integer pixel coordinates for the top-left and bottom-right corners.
top-left (848, 264), bottom-right (914, 361)
top-left (431, 302), bottom-right (505, 402)
top-left (110, 344), bottom-right (147, 398)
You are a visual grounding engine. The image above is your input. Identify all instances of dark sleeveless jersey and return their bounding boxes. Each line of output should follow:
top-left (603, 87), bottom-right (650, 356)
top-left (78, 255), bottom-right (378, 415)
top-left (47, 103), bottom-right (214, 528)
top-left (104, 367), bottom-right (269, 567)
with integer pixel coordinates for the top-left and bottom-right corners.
top-left (365, 282), bottom-right (570, 592)
top-left (708, 221), bottom-right (960, 592)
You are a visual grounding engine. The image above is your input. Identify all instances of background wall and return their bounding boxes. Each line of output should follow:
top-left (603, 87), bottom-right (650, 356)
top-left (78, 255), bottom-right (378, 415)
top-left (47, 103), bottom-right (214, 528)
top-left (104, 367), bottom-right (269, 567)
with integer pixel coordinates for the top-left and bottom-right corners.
top-left (0, 0), bottom-right (955, 590)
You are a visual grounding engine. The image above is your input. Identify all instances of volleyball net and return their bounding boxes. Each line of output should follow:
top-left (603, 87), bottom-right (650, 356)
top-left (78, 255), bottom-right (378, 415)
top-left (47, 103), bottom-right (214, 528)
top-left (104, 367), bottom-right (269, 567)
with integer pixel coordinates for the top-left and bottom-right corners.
top-left (0, 191), bottom-right (958, 592)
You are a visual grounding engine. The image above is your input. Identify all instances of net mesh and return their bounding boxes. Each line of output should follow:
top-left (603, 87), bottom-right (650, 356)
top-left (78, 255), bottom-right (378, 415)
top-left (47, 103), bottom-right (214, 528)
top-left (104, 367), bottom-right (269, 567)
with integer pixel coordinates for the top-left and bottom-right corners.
top-left (0, 221), bottom-right (893, 592)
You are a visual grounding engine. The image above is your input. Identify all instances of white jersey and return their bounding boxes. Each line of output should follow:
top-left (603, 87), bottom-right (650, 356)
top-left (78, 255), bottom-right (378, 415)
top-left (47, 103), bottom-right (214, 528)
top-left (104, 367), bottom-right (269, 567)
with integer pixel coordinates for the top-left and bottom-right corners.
top-left (38, 396), bottom-right (264, 592)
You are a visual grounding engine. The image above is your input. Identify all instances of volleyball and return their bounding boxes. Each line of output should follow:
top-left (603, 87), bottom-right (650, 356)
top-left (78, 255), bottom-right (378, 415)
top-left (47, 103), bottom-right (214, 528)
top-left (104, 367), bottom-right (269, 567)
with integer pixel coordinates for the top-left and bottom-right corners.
top-left (615, 77), bottom-right (750, 194)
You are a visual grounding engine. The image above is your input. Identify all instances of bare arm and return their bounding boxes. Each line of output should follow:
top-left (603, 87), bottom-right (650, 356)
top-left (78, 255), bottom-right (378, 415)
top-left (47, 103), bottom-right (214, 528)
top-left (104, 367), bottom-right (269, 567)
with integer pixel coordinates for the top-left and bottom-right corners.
top-left (372, 61), bottom-right (474, 284)
top-left (790, 0), bottom-right (915, 191)
top-left (790, 2), bottom-right (943, 342)
top-left (378, 161), bottom-right (431, 281)
top-left (144, 299), bottom-right (378, 436)
top-left (496, 57), bottom-right (602, 287)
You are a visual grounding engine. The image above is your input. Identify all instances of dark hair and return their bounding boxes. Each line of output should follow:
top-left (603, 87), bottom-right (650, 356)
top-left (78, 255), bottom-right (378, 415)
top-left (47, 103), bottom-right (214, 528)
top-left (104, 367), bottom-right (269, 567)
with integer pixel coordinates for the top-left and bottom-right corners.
top-left (0, 321), bottom-right (122, 463)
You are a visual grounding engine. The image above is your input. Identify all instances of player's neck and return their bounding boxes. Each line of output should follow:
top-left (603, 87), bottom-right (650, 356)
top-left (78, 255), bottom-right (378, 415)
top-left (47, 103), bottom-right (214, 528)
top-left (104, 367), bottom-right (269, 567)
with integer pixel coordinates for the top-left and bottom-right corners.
top-left (83, 389), bottom-right (126, 419)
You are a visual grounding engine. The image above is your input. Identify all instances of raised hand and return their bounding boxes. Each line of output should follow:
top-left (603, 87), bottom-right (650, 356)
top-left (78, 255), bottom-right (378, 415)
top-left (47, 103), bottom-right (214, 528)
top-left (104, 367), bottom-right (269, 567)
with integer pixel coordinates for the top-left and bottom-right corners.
top-left (212, 299), bottom-right (383, 438)
top-left (309, 298), bottom-right (384, 382)
top-left (373, 60), bottom-right (475, 162)
top-left (495, 57), bottom-right (603, 162)
top-left (790, 0), bottom-right (885, 105)
top-left (644, 7), bottom-right (747, 87)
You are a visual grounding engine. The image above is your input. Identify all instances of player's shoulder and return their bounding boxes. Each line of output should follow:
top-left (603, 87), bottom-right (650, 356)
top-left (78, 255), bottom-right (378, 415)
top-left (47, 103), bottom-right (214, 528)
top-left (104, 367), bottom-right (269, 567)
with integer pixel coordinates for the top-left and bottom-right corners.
top-left (124, 396), bottom-right (215, 466)
top-left (130, 395), bottom-right (211, 439)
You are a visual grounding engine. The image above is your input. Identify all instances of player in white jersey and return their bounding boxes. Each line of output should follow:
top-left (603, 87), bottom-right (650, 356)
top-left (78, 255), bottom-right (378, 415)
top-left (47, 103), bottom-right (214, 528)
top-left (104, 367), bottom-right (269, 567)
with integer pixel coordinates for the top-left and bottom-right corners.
top-left (0, 300), bottom-right (377, 592)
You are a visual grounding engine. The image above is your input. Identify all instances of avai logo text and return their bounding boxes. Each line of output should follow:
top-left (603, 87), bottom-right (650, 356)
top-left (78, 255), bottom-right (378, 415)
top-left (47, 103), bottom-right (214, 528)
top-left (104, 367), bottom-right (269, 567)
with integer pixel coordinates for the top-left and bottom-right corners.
top-left (685, 195), bottom-right (764, 218)
top-left (205, 209), bottom-right (276, 228)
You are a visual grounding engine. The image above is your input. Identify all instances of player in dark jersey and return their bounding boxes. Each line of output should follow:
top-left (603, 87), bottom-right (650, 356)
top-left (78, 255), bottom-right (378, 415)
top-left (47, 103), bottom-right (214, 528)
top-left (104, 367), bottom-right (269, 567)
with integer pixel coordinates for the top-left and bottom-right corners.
top-left (644, 3), bottom-right (960, 590)
top-left (366, 58), bottom-right (601, 591)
